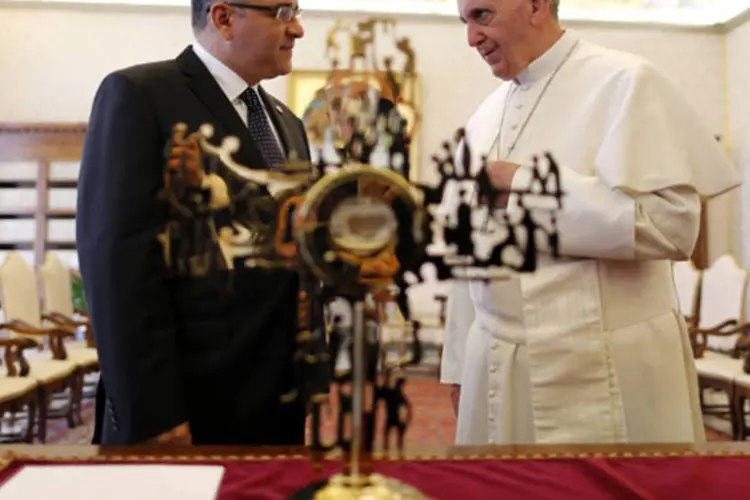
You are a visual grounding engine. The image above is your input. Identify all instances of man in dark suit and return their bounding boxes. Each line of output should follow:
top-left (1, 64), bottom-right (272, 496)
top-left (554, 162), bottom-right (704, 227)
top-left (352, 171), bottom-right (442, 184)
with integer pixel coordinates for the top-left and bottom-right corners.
top-left (77, 0), bottom-right (320, 445)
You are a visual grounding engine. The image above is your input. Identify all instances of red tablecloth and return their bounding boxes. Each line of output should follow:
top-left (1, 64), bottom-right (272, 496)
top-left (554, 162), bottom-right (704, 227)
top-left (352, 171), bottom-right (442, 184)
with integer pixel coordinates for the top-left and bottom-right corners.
top-left (0, 455), bottom-right (747, 499)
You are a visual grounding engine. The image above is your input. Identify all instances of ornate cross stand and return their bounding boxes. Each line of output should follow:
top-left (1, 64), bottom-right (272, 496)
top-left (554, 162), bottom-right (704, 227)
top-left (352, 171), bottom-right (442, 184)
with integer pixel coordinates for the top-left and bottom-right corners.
top-left (160, 18), bottom-right (564, 497)
top-left (161, 115), bottom-right (563, 499)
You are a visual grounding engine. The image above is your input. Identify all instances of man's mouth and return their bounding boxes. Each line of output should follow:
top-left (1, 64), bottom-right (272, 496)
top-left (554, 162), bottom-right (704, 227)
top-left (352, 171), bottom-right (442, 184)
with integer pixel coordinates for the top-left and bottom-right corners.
top-left (480, 46), bottom-right (496, 59)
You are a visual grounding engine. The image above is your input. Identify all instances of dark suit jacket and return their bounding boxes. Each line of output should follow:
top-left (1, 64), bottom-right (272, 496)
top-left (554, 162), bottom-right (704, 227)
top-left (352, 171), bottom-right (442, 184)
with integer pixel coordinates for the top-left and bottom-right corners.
top-left (77, 46), bottom-right (318, 445)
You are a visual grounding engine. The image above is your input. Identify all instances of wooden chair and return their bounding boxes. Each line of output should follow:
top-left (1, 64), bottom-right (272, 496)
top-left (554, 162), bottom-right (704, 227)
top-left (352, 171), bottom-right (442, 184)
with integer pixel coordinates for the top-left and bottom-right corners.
top-left (692, 255), bottom-right (750, 358)
top-left (0, 252), bottom-right (81, 442)
top-left (0, 337), bottom-right (40, 443)
top-left (691, 255), bottom-right (750, 439)
top-left (400, 271), bottom-right (448, 378)
top-left (731, 270), bottom-right (750, 440)
top-left (38, 252), bottom-right (99, 397)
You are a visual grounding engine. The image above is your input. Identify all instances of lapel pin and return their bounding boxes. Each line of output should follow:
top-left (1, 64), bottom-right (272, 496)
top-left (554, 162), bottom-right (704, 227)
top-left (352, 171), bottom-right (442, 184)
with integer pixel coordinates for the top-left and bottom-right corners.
top-left (275, 105), bottom-right (284, 114)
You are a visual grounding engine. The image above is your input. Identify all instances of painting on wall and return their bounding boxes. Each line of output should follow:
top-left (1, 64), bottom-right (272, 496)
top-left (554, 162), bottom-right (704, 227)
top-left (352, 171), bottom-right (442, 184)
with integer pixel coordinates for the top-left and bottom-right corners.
top-left (287, 17), bottom-right (423, 182)
top-left (287, 70), bottom-right (421, 179)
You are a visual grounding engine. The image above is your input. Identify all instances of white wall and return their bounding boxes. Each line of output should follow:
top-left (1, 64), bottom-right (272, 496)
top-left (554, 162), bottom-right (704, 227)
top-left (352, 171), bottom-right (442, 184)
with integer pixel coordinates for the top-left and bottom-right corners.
top-left (0, 3), bottom-right (732, 264)
top-left (727, 15), bottom-right (750, 265)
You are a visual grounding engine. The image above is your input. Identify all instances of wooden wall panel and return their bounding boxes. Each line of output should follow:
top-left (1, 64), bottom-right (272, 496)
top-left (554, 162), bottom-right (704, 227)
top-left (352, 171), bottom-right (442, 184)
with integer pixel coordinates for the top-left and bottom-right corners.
top-left (0, 124), bottom-right (86, 268)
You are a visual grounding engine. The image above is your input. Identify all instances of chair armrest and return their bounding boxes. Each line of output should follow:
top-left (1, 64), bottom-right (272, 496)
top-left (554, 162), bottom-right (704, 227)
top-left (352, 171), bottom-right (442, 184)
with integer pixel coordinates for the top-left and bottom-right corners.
top-left (43, 312), bottom-right (89, 329)
top-left (0, 337), bottom-right (39, 377)
top-left (0, 320), bottom-right (76, 360)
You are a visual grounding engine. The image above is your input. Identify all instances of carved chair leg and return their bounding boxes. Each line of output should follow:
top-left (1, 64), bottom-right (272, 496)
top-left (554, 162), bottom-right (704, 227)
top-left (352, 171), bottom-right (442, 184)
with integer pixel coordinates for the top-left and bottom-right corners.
top-left (737, 392), bottom-right (749, 441)
top-left (24, 395), bottom-right (36, 444)
top-left (436, 346), bottom-right (443, 380)
top-left (65, 374), bottom-right (79, 429)
top-left (730, 388), bottom-right (740, 440)
top-left (741, 396), bottom-right (748, 441)
top-left (75, 372), bottom-right (86, 426)
top-left (36, 388), bottom-right (50, 444)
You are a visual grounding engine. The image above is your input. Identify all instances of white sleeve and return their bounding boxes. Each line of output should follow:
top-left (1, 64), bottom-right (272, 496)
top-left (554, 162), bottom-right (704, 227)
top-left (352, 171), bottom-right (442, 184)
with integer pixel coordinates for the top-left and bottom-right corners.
top-left (633, 185), bottom-right (701, 260)
top-left (508, 164), bottom-right (701, 261)
top-left (439, 279), bottom-right (475, 385)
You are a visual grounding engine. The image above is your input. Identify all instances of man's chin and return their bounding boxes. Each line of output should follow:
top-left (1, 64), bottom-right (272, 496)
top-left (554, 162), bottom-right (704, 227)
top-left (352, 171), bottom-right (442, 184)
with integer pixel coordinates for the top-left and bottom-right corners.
top-left (275, 61), bottom-right (293, 77)
top-left (490, 64), bottom-right (513, 81)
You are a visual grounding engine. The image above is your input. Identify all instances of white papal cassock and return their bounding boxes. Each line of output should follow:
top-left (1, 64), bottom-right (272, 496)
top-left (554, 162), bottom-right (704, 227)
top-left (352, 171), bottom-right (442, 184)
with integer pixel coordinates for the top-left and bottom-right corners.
top-left (439, 30), bottom-right (741, 445)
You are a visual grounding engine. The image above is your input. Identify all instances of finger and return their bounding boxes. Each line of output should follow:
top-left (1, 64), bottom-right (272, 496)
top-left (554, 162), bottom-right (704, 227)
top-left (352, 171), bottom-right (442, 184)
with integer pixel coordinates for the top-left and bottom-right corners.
top-left (168, 147), bottom-right (187, 161)
top-left (185, 132), bottom-right (203, 150)
top-left (171, 126), bottom-right (186, 146)
top-left (170, 144), bottom-right (200, 157)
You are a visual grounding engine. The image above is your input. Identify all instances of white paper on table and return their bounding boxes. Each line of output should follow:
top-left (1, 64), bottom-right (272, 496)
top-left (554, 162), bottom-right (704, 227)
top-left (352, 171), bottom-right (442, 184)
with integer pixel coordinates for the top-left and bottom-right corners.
top-left (0, 464), bottom-right (226, 500)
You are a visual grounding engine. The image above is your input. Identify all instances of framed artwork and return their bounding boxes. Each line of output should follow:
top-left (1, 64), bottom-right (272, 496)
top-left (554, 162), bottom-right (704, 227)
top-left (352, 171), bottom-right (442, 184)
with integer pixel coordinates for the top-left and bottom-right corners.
top-left (287, 69), bottom-right (422, 182)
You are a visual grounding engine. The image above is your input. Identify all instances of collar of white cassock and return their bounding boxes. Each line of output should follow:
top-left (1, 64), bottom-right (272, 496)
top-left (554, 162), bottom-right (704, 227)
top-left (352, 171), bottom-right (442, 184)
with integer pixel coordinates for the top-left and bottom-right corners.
top-left (514, 29), bottom-right (579, 87)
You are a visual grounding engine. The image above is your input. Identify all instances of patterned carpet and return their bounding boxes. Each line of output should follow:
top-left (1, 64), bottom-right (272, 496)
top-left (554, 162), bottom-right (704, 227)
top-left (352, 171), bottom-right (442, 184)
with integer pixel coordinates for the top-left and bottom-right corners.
top-left (46, 398), bottom-right (97, 445)
top-left (46, 376), bottom-right (730, 446)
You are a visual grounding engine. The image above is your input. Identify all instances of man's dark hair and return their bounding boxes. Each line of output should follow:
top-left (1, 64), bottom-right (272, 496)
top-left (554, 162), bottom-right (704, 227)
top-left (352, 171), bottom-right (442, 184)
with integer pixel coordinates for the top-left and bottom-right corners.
top-left (192, 0), bottom-right (213, 33)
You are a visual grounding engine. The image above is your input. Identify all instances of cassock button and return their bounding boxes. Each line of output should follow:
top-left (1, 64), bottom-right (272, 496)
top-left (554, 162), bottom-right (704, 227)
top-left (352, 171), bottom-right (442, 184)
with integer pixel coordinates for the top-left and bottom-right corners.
top-left (489, 415), bottom-right (496, 423)
top-left (491, 341), bottom-right (499, 350)
top-left (488, 390), bottom-right (496, 398)
top-left (488, 438), bottom-right (495, 444)
top-left (516, 103), bottom-right (523, 109)
top-left (510, 124), bottom-right (518, 131)
top-left (490, 363), bottom-right (499, 373)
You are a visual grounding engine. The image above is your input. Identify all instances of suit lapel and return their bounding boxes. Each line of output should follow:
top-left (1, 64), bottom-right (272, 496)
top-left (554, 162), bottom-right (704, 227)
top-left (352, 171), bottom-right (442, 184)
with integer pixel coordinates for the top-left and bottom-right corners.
top-left (176, 47), bottom-right (268, 170)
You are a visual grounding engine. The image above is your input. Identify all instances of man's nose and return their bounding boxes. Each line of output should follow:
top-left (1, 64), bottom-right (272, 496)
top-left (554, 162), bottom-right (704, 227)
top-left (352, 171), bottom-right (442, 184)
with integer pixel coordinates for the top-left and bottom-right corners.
top-left (288, 17), bottom-right (304, 38)
top-left (467, 25), bottom-right (483, 48)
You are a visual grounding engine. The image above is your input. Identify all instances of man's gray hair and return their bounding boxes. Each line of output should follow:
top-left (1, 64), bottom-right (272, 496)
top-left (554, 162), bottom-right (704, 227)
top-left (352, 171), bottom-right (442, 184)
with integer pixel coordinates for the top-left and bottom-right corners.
top-left (551, 0), bottom-right (560, 19)
top-left (192, 0), bottom-right (213, 33)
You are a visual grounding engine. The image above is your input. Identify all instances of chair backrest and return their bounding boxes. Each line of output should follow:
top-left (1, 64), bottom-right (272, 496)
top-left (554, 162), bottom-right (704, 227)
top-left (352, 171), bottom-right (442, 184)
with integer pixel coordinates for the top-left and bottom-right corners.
top-left (698, 254), bottom-right (749, 352)
top-left (407, 282), bottom-right (449, 324)
top-left (405, 263), bottom-right (449, 326)
top-left (0, 251), bottom-right (43, 331)
top-left (38, 252), bottom-right (75, 317)
top-left (672, 260), bottom-right (702, 325)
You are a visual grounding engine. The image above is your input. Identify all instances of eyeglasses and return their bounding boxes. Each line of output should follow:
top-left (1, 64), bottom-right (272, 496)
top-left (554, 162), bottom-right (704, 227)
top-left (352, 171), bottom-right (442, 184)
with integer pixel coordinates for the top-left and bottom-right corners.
top-left (211, 2), bottom-right (302, 22)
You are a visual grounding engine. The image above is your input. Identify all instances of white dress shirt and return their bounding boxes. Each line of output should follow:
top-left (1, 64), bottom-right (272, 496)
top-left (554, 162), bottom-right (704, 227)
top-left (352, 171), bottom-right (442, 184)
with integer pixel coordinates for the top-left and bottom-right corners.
top-left (192, 42), bottom-right (282, 147)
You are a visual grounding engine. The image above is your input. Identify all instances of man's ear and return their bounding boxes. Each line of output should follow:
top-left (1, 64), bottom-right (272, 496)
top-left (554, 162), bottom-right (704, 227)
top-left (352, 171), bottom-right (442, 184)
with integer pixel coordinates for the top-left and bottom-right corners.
top-left (210, 3), bottom-right (235, 39)
top-left (529, 0), bottom-right (553, 25)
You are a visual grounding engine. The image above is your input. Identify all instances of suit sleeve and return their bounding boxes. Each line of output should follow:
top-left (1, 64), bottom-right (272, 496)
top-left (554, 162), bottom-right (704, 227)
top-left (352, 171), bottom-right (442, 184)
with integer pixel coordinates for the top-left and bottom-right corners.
top-left (76, 72), bottom-right (186, 443)
top-left (507, 166), bottom-right (701, 261)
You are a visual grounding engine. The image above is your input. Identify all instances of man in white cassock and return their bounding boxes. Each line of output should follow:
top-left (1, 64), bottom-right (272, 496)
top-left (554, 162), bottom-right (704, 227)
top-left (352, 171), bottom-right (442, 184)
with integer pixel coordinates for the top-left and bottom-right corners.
top-left (440, 0), bottom-right (742, 445)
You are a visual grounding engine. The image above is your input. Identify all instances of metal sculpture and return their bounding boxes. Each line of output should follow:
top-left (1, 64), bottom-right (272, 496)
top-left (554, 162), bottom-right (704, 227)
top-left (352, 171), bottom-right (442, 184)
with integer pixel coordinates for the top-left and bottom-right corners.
top-left (159, 16), bottom-right (564, 500)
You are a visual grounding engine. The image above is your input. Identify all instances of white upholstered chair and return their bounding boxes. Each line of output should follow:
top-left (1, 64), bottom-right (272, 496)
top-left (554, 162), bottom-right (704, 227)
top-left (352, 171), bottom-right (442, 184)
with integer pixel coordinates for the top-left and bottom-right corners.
top-left (691, 254), bottom-right (750, 439)
top-left (693, 255), bottom-right (750, 357)
top-left (38, 252), bottom-right (99, 396)
top-left (0, 252), bottom-right (81, 441)
top-left (406, 279), bottom-right (449, 345)
top-left (38, 253), bottom-right (98, 357)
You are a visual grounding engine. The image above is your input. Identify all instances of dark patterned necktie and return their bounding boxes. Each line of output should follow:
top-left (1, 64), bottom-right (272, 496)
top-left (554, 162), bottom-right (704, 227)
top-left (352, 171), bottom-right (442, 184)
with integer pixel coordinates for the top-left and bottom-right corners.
top-left (239, 87), bottom-right (286, 169)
